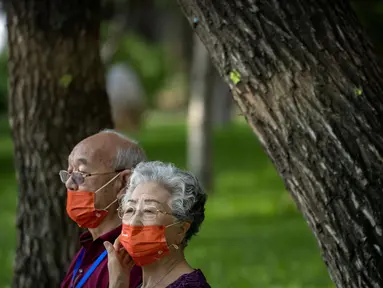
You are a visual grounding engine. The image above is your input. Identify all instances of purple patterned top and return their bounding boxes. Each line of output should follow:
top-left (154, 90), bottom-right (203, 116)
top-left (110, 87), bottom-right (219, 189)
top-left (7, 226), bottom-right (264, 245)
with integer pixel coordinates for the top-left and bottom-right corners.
top-left (137, 270), bottom-right (210, 288)
top-left (167, 270), bottom-right (210, 288)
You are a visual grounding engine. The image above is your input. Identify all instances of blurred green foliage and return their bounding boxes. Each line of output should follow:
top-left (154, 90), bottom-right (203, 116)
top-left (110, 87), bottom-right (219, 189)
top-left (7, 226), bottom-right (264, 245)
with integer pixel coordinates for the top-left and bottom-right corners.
top-left (110, 32), bottom-right (170, 106)
top-left (352, 0), bottom-right (383, 55)
top-left (0, 2), bottom-right (381, 113)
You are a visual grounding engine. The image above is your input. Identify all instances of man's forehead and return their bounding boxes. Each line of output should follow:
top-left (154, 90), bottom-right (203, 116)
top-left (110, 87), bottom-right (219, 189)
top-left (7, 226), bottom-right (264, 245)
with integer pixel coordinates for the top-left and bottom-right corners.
top-left (68, 142), bottom-right (113, 167)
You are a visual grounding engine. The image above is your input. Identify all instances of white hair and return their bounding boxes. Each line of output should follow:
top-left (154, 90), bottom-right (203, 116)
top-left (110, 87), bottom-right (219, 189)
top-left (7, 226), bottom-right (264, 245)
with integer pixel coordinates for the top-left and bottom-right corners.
top-left (99, 129), bottom-right (146, 170)
top-left (122, 161), bottom-right (207, 243)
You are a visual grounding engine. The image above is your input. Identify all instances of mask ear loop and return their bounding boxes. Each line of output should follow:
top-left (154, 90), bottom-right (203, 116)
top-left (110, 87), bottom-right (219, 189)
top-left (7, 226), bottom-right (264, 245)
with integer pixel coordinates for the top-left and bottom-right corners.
top-left (94, 172), bottom-right (122, 211)
top-left (166, 221), bottom-right (183, 251)
top-left (170, 244), bottom-right (179, 250)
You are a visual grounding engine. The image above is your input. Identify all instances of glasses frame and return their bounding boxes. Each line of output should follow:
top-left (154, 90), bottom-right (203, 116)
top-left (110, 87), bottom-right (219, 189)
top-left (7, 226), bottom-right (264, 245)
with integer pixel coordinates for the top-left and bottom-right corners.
top-left (59, 170), bottom-right (122, 185)
top-left (117, 206), bottom-right (173, 221)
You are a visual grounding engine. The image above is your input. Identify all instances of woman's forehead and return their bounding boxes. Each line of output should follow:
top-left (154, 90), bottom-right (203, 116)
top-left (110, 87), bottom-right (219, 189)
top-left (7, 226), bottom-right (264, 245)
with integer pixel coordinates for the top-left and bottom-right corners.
top-left (130, 182), bottom-right (171, 204)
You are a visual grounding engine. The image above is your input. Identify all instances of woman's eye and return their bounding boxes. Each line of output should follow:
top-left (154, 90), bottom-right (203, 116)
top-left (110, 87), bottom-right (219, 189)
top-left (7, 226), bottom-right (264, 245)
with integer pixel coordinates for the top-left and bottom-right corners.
top-left (144, 209), bottom-right (155, 214)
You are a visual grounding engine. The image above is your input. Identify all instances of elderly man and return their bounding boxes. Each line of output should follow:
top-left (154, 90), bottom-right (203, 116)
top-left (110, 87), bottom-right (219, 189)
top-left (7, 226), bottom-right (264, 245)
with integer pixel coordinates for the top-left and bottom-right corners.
top-left (60, 130), bottom-right (145, 288)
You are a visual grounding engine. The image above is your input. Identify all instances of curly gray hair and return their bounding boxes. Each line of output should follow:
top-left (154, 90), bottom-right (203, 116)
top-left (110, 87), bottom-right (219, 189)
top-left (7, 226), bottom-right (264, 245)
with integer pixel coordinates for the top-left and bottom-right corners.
top-left (121, 161), bottom-right (207, 245)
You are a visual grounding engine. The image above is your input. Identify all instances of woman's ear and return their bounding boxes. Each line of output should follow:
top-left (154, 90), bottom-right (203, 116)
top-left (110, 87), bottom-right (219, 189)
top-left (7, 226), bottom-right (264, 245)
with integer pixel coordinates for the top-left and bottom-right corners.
top-left (177, 222), bottom-right (191, 243)
top-left (180, 222), bottom-right (191, 235)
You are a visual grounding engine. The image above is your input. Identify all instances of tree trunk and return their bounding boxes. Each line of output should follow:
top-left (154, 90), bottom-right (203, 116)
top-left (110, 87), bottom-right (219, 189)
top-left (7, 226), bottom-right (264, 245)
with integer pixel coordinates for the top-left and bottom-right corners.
top-left (187, 34), bottom-right (214, 192)
top-left (125, 0), bottom-right (159, 42)
top-left (211, 69), bottom-right (233, 128)
top-left (7, 1), bottom-right (113, 287)
top-left (178, 1), bottom-right (383, 287)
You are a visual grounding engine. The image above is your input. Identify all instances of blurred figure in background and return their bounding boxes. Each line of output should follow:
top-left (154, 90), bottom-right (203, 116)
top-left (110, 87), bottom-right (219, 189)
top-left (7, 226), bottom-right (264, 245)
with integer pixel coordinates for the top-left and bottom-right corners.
top-left (106, 63), bottom-right (146, 132)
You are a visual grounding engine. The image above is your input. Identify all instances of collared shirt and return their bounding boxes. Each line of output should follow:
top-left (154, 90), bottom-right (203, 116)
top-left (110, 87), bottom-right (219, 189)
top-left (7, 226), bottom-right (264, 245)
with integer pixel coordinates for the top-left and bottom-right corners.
top-left (61, 225), bottom-right (142, 288)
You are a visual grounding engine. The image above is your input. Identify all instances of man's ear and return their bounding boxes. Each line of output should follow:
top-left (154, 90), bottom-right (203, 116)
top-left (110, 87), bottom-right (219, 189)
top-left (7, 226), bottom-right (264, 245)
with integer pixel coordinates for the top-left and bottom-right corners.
top-left (117, 169), bottom-right (132, 196)
top-left (120, 169), bottom-right (132, 186)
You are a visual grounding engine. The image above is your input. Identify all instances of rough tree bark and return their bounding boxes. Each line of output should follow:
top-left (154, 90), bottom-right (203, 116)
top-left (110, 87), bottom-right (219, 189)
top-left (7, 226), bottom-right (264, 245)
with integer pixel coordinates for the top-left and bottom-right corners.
top-left (178, 1), bottom-right (383, 287)
top-left (7, 1), bottom-right (113, 287)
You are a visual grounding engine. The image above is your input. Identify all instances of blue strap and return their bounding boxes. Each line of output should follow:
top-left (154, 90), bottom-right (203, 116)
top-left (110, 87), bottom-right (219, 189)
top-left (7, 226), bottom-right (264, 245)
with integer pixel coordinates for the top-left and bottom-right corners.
top-left (75, 250), bottom-right (108, 288)
top-left (71, 249), bottom-right (85, 288)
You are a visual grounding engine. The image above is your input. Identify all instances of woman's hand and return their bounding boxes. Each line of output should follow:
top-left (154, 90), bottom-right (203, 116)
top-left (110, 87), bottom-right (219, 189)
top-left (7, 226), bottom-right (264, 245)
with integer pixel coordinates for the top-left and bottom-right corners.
top-left (104, 238), bottom-right (135, 288)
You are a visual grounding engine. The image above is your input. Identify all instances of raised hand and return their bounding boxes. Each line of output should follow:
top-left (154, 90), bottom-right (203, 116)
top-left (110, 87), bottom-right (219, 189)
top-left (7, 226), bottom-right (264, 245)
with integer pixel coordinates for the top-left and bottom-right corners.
top-left (104, 238), bottom-right (135, 288)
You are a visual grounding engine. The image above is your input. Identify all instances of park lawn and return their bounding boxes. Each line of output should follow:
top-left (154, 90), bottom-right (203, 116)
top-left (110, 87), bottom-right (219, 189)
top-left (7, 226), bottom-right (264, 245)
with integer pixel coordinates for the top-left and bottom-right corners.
top-left (0, 114), bottom-right (334, 288)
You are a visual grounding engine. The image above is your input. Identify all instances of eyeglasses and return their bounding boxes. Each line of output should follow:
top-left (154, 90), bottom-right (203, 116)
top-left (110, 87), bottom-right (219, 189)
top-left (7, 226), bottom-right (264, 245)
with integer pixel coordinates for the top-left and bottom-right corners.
top-left (59, 170), bottom-right (120, 185)
top-left (117, 206), bottom-right (173, 221)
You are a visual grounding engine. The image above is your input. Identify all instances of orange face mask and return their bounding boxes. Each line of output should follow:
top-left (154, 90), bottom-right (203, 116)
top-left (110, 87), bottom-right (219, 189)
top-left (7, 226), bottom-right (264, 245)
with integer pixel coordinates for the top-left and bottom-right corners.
top-left (66, 173), bottom-right (121, 228)
top-left (119, 223), bottom-right (178, 266)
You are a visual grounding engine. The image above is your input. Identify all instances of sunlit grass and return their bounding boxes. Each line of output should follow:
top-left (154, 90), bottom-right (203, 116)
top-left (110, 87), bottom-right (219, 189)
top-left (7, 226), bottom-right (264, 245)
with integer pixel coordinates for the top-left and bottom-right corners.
top-left (0, 114), bottom-right (333, 287)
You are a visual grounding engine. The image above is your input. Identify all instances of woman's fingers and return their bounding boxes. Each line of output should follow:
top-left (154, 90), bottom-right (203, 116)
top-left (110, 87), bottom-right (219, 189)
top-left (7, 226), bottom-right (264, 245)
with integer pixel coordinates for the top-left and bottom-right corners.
top-left (104, 241), bottom-right (130, 288)
top-left (122, 251), bottom-right (132, 265)
top-left (104, 241), bottom-right (116, 258)
top-left (113, 237), bottom-right (121, 251)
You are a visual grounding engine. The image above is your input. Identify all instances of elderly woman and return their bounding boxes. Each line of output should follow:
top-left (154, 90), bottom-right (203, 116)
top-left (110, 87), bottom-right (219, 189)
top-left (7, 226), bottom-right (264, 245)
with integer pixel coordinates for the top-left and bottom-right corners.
top-left (103, 161), bottom-right (211, 288)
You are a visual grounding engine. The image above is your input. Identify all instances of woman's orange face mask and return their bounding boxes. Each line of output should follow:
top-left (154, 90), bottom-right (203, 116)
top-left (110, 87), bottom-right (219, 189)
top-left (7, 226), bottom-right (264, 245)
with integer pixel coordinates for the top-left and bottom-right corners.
top-left (119, 222), bottom-right (180, 266)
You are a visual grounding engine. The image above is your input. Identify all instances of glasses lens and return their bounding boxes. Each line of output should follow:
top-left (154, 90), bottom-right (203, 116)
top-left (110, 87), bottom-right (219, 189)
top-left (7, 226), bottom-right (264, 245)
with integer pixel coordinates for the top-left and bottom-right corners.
top-left (59, 171), bottom-right (85, 185)
top-left (59, 170), bottom-right (69, 183)
top-left (119, 206), bottom-right (161, 221)
top-left (71, 172), bottom-right (85, 185)
top-left (143, 207), bottom-right (158, 221)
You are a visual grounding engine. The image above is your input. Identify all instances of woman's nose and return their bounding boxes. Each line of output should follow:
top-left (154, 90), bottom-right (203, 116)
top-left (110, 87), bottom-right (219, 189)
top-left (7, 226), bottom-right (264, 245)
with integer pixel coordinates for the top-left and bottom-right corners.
top-left (129, 212), bottom-right (143, 226)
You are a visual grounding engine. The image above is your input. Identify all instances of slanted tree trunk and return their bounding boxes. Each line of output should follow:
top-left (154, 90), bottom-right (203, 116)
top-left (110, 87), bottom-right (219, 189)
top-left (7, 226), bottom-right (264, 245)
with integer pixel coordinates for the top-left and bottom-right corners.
top-left (179, 1), bottom-right (383, 287)
top-left (187, 34), bottom-right (214, 192)
top-left (7, 1), bottom-right (113, 287)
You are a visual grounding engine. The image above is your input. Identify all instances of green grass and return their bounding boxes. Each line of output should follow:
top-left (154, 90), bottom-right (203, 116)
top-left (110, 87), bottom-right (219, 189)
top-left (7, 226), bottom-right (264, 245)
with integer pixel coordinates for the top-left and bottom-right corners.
top-left (0, 114), bottom-right (334, 288)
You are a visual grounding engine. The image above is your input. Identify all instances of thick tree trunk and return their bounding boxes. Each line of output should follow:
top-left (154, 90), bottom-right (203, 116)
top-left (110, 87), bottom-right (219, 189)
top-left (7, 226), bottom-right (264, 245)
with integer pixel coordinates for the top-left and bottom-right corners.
top-left (178, 1), bottom-right (383, 287)
top-left (187, 34), bottom-right (214, 192)
top-left (7, 1), bottom-right (113, 287)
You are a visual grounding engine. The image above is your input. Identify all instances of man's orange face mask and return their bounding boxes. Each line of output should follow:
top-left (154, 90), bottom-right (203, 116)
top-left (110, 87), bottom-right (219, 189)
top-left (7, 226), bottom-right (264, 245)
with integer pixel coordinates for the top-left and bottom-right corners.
top-left (66, 173), bottom-right (121, 228)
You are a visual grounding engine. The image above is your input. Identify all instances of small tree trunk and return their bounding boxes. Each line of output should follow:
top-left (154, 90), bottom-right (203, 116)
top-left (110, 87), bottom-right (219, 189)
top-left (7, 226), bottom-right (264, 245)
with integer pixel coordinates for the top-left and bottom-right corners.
top-left (179, 0), bottom-right (383, 287)
top-left (7, 1), bottom-right (113, 287)
top-left (211, 70), bottom-right (233, 128)
top-left (187, 34), bottom-right (213, 192)
top-left (125, 0), bottom-right (158, 42)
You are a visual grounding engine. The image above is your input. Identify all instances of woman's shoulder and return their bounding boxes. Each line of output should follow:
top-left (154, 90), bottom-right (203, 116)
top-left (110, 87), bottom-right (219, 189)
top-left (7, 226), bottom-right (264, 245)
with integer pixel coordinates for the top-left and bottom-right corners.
top-left (167, 269), bottom-right (211, 288)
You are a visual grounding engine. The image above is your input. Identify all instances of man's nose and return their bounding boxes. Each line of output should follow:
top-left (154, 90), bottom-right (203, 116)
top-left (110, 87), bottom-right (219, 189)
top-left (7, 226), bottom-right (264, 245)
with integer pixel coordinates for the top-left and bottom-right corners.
top-left (65, 177), bottom-right (78, 191)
